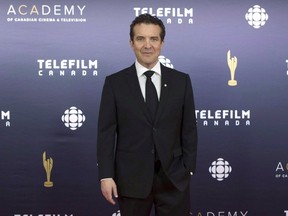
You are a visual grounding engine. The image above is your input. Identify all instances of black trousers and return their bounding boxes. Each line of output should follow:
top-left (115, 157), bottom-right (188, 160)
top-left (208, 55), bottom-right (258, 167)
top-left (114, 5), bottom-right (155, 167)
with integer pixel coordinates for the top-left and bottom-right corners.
top-left (118, 162), bottom-right (191, 216)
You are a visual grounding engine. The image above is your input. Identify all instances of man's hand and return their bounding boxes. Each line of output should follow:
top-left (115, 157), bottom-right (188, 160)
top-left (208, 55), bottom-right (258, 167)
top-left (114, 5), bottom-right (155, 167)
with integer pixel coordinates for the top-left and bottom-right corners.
top-left (101, 178), bottom-right (118, 205)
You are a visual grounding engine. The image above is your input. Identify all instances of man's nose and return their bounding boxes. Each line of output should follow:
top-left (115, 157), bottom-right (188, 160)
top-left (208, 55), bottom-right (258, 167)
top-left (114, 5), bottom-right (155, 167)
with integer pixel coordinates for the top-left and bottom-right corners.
top-left (144, 39), bottom-right (152, 48)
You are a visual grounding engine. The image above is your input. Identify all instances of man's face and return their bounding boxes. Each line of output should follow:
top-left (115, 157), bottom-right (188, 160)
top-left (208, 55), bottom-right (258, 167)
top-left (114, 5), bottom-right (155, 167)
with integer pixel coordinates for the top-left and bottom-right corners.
top-left (130, 23), bottom-right (163, 69)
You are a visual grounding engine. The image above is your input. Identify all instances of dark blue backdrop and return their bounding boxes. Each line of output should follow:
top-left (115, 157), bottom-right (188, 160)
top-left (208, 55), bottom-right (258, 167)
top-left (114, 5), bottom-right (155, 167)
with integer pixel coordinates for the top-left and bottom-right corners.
top-left (0, 0), bottom-right (288, 215)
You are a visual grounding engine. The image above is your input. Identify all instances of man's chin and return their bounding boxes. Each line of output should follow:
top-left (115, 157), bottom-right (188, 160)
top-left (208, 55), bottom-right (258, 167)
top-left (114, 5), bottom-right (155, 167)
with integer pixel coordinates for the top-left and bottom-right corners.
top-left (142, 58), bottom-right (157, 65)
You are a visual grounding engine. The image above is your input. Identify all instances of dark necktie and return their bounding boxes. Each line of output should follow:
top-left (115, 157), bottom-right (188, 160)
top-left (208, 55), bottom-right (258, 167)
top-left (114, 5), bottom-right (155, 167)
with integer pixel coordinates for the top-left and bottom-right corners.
top-left (144, 71), bottom-right (158, 119)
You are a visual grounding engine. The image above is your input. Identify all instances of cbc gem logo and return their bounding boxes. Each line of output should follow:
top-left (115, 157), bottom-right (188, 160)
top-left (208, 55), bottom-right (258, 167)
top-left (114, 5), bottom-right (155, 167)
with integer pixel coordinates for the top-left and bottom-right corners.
top-left (245, 5), bottom-right (268, 29)
top-left (61, 106), bottom-right (86, 130)
top-left (209, 158), bottom-right (232, 181)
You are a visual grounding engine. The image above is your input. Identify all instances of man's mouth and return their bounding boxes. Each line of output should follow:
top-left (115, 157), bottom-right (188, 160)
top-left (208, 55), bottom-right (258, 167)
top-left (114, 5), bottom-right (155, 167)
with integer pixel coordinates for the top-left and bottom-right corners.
top-left (142, 52), bottom-right (153, 55)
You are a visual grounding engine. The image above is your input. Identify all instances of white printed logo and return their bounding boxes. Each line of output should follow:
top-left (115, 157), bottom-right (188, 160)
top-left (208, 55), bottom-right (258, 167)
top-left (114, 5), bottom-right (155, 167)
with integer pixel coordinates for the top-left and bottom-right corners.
top-left (61, 106), bottom-right (86, 130)
top-left (209, 158), bottom-right (232, 181)
top-left (286, 59), bottom-right (288, 76)
top-left (1, 110), bottom-right (11, 127)
top-left (275, 162), bottom-right (288, 179)
top-left (112, 210), bottom-right (121, 216)
top-left (158, 55), bottom-right (174, 69)
top-left (133, 7), bottom-right (194, 25)
top-left (245, 5), bottom-right (268, 29)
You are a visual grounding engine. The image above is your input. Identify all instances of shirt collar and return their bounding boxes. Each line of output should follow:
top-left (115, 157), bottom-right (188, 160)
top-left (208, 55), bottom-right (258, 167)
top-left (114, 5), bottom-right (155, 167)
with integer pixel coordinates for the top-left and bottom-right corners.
top-left (135, 59), bottom-right (161, 78)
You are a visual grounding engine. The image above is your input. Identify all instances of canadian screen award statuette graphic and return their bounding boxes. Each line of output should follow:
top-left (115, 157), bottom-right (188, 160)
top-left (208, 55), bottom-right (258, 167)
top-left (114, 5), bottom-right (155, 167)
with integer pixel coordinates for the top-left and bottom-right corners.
top-left (227, 50), bottom-right (237, 86)
top-left (245, 5), bottom-right (268, 29)
top-left (209, 158), bottom-right (232, 181)
top-left (62, 106), bottom-right (86, 130)
top-left (43, 152), bottom-right (53, 187)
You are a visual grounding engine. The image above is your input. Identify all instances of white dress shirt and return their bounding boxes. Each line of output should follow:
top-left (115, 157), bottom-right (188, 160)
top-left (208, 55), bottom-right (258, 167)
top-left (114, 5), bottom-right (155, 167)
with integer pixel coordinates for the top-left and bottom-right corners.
top-left (135, 60), bottom-right (161, 101)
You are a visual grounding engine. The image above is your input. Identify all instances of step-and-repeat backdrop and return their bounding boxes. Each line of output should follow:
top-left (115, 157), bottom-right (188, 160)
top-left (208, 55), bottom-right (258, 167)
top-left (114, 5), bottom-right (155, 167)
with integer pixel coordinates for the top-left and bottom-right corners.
top-left (1, 0), bottom-right (288, 215)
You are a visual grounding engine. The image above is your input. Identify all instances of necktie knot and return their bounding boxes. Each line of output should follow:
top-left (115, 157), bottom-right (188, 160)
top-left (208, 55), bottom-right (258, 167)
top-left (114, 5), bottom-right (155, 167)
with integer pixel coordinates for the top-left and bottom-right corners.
top-left (144, 71), bottom-right (154, 79)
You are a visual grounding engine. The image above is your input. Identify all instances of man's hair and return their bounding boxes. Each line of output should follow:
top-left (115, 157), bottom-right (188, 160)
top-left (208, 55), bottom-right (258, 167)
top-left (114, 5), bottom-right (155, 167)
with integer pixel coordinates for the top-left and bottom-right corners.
top-left (130, 13), bottom-right (166, 42)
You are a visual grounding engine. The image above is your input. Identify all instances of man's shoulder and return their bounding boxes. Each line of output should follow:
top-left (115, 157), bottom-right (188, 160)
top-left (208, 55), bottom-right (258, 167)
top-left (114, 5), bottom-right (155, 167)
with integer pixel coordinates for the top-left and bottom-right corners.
top-left (107, 65), bottom-right (135, 79)
top-left (161, 64), bottom-right (188, 78)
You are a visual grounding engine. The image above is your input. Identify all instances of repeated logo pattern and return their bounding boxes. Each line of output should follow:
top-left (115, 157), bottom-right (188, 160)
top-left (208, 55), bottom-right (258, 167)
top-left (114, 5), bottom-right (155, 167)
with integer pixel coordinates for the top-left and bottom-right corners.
top-left (112, 210), bottom-right (121, 216)
top-left (245, 5), bottom-right (268, 29)
top-left (158, 55), bottom-right (174, 69)
top-left (209, 158), bottom-right (232, 181)
top-left (61, 106), bottom-right (86, 130)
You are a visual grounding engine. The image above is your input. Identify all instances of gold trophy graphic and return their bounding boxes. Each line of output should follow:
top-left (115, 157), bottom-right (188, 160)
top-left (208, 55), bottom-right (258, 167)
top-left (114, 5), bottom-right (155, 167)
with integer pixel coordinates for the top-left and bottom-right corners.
top-left (43, 151), bottom-right (53, 187)
top-left (227, 50), bottom-right (238, 86)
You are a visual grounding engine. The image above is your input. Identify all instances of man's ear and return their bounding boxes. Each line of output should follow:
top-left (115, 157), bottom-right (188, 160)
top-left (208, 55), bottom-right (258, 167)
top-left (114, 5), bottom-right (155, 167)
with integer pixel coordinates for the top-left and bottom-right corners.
top-left (129, 39), bottom-right (134, 47)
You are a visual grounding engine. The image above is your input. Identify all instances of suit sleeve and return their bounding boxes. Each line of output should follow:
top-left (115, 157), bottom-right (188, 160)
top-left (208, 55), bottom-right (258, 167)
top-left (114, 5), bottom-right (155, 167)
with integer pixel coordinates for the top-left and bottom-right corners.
top-left (97, 76), bottom-right (117, 180)
top-left (181, 74), bottom-right (198, 173)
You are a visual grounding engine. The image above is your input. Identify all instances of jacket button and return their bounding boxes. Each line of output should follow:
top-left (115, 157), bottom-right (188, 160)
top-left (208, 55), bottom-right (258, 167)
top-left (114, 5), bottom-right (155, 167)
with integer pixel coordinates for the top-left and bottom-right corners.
top-left (151, 149), bottom-right (155, 154)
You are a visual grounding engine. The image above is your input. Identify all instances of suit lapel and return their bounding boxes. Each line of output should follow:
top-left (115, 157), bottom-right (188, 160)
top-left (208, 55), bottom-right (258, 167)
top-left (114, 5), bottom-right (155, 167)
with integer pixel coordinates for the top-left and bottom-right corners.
top-left (154, 65), bottom-right (170, 125)
top-left (125, 64), bottom-right (153, 123)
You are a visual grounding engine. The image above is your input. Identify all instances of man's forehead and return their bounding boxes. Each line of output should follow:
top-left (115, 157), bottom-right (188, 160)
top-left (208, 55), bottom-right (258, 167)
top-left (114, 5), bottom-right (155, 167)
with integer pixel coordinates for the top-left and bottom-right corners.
top-left (133, 24), bottom-right (161, 36)
top-left (134, 23), bottom-right (161, 29)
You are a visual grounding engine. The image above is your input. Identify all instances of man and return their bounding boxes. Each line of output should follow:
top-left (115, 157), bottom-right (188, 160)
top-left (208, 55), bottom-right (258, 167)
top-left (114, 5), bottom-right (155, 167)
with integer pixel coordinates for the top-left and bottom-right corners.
top-left (97, 14), bottom-right (197, 216)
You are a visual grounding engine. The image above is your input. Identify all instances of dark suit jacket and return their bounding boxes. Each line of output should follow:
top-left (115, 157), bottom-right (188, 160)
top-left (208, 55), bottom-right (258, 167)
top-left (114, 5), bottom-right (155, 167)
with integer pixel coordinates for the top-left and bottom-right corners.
top-left (97, 63), bottom-right (197, 199)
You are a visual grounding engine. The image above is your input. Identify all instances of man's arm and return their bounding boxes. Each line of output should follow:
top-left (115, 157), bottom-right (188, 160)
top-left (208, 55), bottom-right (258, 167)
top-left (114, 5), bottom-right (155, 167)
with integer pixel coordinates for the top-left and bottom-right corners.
top-left (181, 74), bottom-right (198, 173)
top-left (97, 76), bottom-right (117, 179)
top-left (97, 77), bottom-right (118, 204)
